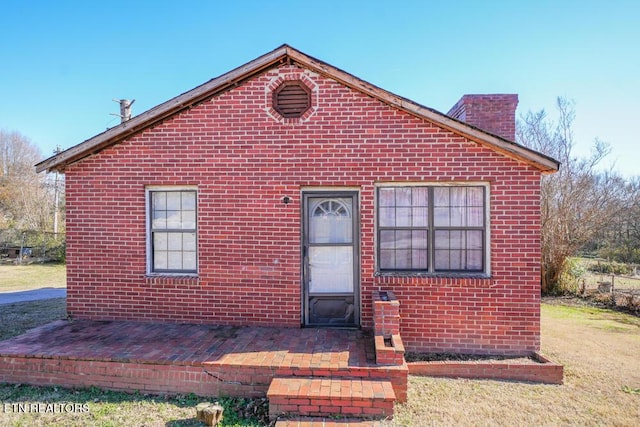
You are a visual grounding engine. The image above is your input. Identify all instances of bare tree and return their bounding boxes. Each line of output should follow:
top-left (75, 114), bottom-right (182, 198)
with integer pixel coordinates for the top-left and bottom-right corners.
top-left (597, 177), bottom-right (640, 264)
top-left (517, 98), bottom-right (624, 293)
top-left (0, 129), bottom-right (54, 231)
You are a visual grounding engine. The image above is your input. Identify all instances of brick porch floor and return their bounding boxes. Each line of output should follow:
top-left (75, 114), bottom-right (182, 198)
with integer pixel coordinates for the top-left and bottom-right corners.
top-left (0, 320), bottom-right (407, 414)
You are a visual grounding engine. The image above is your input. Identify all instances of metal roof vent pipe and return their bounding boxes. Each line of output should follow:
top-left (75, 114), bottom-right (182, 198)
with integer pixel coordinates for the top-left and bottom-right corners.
top-left (112, 99), bottom-right (135, 123)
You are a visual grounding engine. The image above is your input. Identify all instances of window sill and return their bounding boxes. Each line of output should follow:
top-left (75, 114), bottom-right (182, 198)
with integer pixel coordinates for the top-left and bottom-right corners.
top-left (146, 273), bottom-right (198, 278)
top-left (375, 271), bottom-right (491, 280)
top-left (144, 274), bottom-right (200, 286)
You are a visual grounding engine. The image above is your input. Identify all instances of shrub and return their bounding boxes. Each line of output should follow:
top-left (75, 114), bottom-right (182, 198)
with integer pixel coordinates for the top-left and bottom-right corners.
top-left (553, 258), bottom-right (586, 295)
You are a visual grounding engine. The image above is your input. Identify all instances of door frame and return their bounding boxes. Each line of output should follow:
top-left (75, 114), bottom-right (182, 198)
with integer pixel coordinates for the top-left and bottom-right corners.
top-left (301, 190), bottom-right (360, 327)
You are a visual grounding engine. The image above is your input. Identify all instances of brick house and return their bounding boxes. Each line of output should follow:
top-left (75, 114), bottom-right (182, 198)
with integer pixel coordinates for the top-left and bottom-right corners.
top-left (37, 45), bottom-right (559, 356)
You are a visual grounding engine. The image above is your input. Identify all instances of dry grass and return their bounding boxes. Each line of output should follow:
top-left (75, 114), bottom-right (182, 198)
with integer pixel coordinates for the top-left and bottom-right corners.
top-left (0, 386), bottom-right (267, 426)
top-left (386, 303), bottom-right (640, 426)
top-left (0, 263), bottom-right (66, 292)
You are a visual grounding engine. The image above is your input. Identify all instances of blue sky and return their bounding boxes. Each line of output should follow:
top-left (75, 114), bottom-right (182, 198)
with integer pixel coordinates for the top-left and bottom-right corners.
top-left (2, 1), bottom-right (638, 176)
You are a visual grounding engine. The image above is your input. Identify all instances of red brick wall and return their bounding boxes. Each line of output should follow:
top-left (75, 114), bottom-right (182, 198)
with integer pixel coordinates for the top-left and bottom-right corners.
top-left (447, 94), bottom-right (518, 141)
top-left (65, 64), bottom-right (541, 354)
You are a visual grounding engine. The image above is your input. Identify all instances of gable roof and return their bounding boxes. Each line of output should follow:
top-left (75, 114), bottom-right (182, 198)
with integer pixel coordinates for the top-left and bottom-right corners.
top-left (36, 44), bottom-right (560, 174)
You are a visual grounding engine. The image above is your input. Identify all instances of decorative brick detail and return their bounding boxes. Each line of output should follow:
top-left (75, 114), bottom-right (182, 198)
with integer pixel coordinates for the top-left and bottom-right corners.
top-left (267, 378), bottom-right (395, 420)
top-left (265, 67), bottom-right (318, 123)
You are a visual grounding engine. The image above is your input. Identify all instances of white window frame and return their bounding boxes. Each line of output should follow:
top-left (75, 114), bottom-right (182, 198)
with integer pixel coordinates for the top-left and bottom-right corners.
top-left (375, 182), bottom-right (491, 276)
top-left (145, 186), bottom-right (198, 276)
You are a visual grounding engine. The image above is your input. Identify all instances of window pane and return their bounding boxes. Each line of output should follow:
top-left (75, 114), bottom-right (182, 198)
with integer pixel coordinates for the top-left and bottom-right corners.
top-left (396, 230), bottom-right (411, 249)
top-left (449, 250), bottom-right (463, 270)
top-left (412, 250), bottom-right (428, 269)
top-left (153, 232), bottom-right (168, 250)
top-left (467, 250), bottom-right (483, 270)
top-left (434, 207), bottom-right (450, 227)
top-left (468, 187), bottom-right (484, 206)
top-left (449, 230), bottom-right (465, 249)
top-left (434, 230), bottom-right (449, 249)
top-left (467, 230), bottom-right (483, 250)
top-left (182, 211), bottom-right (196, 229)
top-left (379, 188), bottom-right (395, 207)
top-left (168, 233), bottom-right (182, 250)
top-left (152, 192), bottom-right (166, 210)
top-left (380, 250), bottom-right (395, 269)
top-left (310, 198), bottom-right (352, 244)
top-left (450, 206), bottom-right (465, 226)
top-left (395, 187), bottom-right (412, 206)
top-left (434, 187), bottom-right (449, 206)
top-left (183, 232), bottom-right (196, 251)
top-left (152, 211), bottom-right (167, 229)
top-left (309, 246), bottom-right (353, 293)
top-left (182, 192), bottom-right (196, 210)
top-left (434, 250), bottom-right (449, 270)
top-left (379, 230), bottom-right (396, 249)
top-left (154, 251), bottom-right (168, 270)
top-left (167, 251), bottom-right (183, 269)
top-left (395, 250), bottom-right (411, 269)
top-left (412, 230), bottom-right (427, 249)
top-left (396, 207), bottom-right (411, 227)
top-left (183, 251), bottom-right (197, 270)
top-left (379, 207), bottom-right (395, 227)
top-left (412, 187), bottom-right (428, 206)
top-left (450, 187), bottom-right (466, 206)
top-left (412, 207), bottom-right (428, 226)
top-left (166, 192), bottom-right (181, 210)
top-left (467, 206), bottom-right (483, 227)
top-left (166, 211), bottom-right (181, 229)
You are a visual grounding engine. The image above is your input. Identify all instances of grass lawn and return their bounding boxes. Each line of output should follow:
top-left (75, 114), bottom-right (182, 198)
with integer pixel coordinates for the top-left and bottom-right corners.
top-left (1, 299), bottom-right (639, 426)
top-left (388, 302), bottom-right (640, 426)
top-left (0, 263), bottom-right (66, 292)
top-left (0, 298), bottom-right (67, 341)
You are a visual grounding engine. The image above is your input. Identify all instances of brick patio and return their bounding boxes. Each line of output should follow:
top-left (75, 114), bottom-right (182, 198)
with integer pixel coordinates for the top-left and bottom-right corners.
top-left (0, 319), bottom-right (407, 421)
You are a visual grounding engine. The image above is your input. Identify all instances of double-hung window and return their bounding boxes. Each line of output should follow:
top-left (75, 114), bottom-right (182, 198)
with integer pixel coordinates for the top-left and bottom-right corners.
top-left (147, 188), bottom-right (197, 274)
top-left (377, 185), bottom-right (486, 274)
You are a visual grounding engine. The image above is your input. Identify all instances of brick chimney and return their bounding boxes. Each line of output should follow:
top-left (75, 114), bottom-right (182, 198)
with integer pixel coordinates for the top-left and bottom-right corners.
top-left (447, 94), bottom-right (518, 141)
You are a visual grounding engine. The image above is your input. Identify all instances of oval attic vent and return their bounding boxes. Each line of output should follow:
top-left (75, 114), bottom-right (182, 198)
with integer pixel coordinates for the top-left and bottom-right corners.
top-left (273, 81), bottom-right (311, 118)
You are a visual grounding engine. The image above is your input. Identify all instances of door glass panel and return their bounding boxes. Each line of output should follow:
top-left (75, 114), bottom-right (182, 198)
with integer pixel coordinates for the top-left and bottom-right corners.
top-left (309, 198), bottom-right (352, 243)
top-left (309, 246), bottom-right (353, 293)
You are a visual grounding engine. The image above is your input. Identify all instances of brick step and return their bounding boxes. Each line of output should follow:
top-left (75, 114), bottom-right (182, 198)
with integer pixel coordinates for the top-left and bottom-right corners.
top-left (267, 377), bottom-right (395, 421)
top-left (275, 417), bottom-right (384, 426)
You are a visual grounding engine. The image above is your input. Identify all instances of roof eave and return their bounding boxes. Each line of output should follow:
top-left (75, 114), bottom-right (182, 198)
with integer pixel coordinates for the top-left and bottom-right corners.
top-left (36, 44), bottom-right (560, 174)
